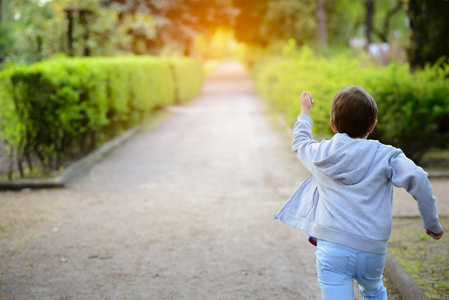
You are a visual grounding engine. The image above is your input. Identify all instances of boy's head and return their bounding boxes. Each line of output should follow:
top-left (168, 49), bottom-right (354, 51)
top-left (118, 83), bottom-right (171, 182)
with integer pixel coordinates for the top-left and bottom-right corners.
top-left (330, 86), bottom-right (378, 138)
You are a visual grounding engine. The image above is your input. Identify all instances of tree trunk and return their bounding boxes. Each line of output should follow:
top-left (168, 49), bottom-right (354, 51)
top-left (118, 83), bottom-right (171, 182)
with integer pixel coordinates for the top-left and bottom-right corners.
top-left (365, 0), bottom-right (374, 45)
top-left (64, 9), bottom-right (75, 57)
top-left (373, 0), bottom-right (402, 43)
top-left (79, 9), bottom-right (93, 57)
top-left (315, 0), bottom-right (328, 47)
top-left (405, 0), bottom-right (449, 71)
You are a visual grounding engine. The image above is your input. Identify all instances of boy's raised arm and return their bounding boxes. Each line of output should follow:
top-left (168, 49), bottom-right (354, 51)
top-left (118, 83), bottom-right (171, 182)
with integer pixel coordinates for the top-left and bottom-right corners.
top-left (300, 91), bottom-right (315, 116)
top-left (292, 91), bottom-right (318, 172)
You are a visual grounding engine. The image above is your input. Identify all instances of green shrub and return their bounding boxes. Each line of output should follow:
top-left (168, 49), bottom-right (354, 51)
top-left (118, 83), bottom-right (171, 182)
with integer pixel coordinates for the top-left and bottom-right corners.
top-left (0, 67), bottom-right (25, 174)
top-left (0, 55), bottom-right (202, 178)
top-left (364, 62), bottom-right (449, 163)
top-left (9, 58), bottom-right (110, 172)
top-left (169, 57), bottom-right (203, 103)
top-left (252, 42), bottom-right (449, 163)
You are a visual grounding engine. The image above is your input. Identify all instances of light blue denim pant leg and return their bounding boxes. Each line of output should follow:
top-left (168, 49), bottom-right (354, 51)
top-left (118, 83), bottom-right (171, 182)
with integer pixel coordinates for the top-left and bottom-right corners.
top-left (315, 239), bottom-right (388, 300)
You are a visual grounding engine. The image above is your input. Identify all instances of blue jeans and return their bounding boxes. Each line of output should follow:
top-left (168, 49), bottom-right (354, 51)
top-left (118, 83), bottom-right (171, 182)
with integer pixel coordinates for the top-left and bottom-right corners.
top-left (315, 239), bottom-right (388, 300)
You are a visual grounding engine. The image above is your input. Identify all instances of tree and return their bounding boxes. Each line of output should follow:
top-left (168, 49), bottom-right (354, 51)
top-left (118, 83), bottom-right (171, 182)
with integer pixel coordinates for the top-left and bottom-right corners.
top-left (233, 0), bottom-right (370, 49)
top-left (372, 0), bottom-right (402, 43)
top-left (63, 0), bottom-right (140, 57)
top-left (100, 0), bottom-right (236, 55)
top-left (155, 0), bottom-right (235, 55)
top-left (0, 0), bottom-right (55, 63)
top-left (404, 0), bottom-right (449, 70)
top-left (233, 0), bottom-right (316, 47)
top-left (315, 0), bottom-right (328, 47)
top-left (0, 0), bottom-right (153, 63)
top-left (365, 0), bottom-right (374, 45)
top-left (232, 0), bottom-right (270, 46)
top-left (325, 0), bottom-right (364, 47)
top-left (261, 0), bottom-right (315, 45)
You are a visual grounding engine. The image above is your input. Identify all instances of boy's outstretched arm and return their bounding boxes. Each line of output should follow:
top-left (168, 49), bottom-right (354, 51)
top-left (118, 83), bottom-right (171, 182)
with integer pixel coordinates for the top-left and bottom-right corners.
top-left (293, 91), bottom-right (318, 172)
top-left (300, 91), bottom-right (315, 116)
top-left (426, 228), bottom-right (444, 240)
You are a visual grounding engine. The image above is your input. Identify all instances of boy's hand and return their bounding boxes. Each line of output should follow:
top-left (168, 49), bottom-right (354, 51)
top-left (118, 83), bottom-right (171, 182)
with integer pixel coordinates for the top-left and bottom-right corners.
top-left (300, 91), bottom-right (315, 116)
top-left (426, 229), bottom-right (444, 240)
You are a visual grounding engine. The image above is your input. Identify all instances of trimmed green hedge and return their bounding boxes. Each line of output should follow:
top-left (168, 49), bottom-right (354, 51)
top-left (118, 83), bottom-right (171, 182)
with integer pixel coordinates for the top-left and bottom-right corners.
top-left (0, 56), bottom-right (203, 178)
top-left (170, 56), bottom-right (204, 103)
top-left (251, 42), bottom-right (449, 163)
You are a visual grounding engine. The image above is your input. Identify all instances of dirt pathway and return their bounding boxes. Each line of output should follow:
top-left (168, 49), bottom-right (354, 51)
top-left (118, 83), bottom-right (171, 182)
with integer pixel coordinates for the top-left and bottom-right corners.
top-left (0, 63), bottom-right (321, 299)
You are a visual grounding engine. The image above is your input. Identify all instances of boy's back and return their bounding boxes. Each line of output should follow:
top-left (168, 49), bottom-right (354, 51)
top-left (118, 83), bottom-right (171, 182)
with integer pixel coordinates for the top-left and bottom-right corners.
top-left (283, 113), bottom-right (440, 254)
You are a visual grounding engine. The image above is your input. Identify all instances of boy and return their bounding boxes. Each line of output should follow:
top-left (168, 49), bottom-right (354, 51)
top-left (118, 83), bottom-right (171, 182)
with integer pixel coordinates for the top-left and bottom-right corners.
top-left (274, 86), bottom-right (443, 300)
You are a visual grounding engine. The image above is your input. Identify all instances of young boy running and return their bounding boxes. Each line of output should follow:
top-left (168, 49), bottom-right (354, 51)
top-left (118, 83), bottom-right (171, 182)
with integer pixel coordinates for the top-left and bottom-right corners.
top-left (275, 86), bottom-right (444, 300)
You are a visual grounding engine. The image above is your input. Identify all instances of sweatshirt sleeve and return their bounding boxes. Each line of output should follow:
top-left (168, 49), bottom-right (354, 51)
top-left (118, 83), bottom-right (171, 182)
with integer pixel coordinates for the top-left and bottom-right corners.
top-left (389, 151), bottom-right (443, 234)
top-left (292, 114), bottom-right (318, 172)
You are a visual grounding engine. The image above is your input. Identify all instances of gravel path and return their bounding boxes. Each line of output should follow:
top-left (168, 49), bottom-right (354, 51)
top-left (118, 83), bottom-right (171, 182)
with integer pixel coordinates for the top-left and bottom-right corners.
top-left (0, 63), bottom-right (321, 299)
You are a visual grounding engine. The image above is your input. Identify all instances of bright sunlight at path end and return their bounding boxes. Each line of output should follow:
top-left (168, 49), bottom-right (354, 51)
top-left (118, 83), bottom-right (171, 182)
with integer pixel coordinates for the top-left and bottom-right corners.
top-left (0, 62), bottom-right (322, 299)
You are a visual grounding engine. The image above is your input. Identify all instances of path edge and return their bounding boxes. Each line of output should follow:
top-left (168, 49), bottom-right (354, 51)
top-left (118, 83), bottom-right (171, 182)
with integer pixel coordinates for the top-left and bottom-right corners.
top-left (385, 251), bottom-right (429, 300)
top-left (0, 125), bottom-right (142, 191)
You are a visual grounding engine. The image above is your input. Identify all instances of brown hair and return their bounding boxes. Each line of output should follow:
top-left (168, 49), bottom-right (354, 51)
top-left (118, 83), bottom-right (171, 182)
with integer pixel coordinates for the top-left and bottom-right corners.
top-left (330, 86), bottom-right (377, 138)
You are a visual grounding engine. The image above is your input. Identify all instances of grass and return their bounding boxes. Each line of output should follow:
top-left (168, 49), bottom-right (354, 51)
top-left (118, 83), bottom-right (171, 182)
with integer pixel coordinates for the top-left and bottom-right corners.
top-left (420, 149), bottom-right (449, 172)
top-left (388, 216), bottom-right (449, 299)
top-left (383, 273), bottom-right (402, 299)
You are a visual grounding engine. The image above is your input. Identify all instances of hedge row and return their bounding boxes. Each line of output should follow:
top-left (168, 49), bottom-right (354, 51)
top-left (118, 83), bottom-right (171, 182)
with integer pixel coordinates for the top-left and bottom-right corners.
top-left (0, 56), bottom-right (203, 178)
top-left (251, 42), bottom-right (449, 163)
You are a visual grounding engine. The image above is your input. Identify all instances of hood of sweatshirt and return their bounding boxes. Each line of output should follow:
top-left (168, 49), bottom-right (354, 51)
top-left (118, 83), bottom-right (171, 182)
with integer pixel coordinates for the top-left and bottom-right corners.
top-left (312, 133), bottom-right (380, 185)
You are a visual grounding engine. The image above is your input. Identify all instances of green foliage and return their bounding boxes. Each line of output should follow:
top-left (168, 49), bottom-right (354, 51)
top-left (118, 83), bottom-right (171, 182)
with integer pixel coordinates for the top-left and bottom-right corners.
top-left (325, 0), bottom-right (365, 46)
top-left (252, 40), bottom-right (365, 136)
top-left (232, 0), bottom-right (315, 47)
top-left (0, 56), bottom-right (202, 177)
top-left (1, 0), bottom-right (410, 63)
top-left (169, 57), bottom-right (204, 104)
top-left (233, 0), bottom-right (407, 49)
top-left (0, 0), bottom-right (146, 64)
top-left (261, 0), bottom-right (316, 45)
top-left (9, 58), bottom-right (110, 171)
top-left (102, 0), bottom-right (235, 55)
top-left (364, 61), bottom-right (449, 162)
top-left (0, 67), bottom-right (25, 157)
top-left (251, 42), bottom-right (449, 163)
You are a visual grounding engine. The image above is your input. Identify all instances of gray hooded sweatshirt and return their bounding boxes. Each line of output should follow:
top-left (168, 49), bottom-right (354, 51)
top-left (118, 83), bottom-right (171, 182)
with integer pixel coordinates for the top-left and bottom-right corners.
top-left (275, 114), bottom-right (442, 254)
